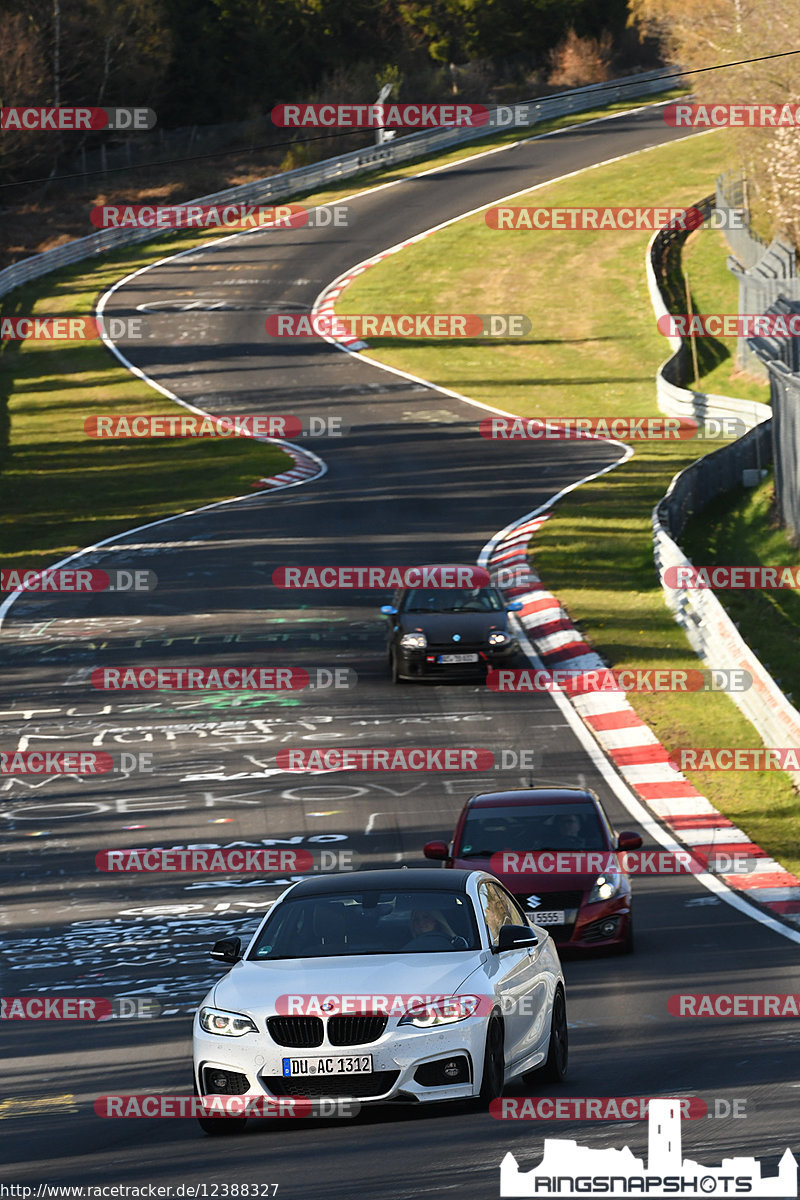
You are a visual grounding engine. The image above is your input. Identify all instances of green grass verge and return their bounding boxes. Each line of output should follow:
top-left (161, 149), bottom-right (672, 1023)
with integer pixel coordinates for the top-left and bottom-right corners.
top-left (0, 86), bottom-right (685, 572)
top-left (682, 471), bottom-right (800, 705)
top-left (0, 244), bottom-right (293, 569)
top-left (334, 127), bottom-right (800, 878)
top-left (682, 225), bottom-right (770, 405)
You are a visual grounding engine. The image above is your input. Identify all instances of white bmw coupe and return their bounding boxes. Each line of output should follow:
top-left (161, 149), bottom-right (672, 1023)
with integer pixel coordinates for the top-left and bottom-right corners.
top-left (193, 868), bottom-right (567, 1134)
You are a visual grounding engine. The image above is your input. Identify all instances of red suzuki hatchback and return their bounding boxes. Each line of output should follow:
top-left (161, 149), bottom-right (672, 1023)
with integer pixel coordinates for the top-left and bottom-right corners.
top-left (424, 788), bottom-right (642, 953)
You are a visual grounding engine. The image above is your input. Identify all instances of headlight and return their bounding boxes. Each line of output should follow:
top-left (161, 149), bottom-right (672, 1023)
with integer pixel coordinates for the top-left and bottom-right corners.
top-left (400, 632), bottom-right (427, 650)
top-left (398, 995), bottom-right (480, 1027)
top-left (488, 631), bottom-right (511, 646)
top-left (199, 1006), bottom-right (258, 1036)
top-left (588, 873), bottom-right (623, 903)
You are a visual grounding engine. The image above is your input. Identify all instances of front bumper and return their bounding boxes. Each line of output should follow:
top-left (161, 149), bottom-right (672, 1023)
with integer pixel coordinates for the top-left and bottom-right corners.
top-left (395, 641), bottom-right (517, 679)
top-left (194, 1017), bottom-right (489, 1106)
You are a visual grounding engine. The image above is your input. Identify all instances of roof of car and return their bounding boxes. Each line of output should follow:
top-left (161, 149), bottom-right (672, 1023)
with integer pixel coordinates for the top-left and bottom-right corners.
top-left (286, 868), bottom-right (476, 896)
top-left (467, 788), bottom-right (599, 808)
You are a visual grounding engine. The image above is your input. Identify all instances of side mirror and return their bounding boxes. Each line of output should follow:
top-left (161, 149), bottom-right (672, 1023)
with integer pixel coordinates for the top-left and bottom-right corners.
top-left (210, 937), bottom-right (242, 964)
top-left (617, 831), bottom-right (643, 851)
top-left (423, 840), bottom-right (450, 861)
top-left (507, 600), bottom-right (524, 612)
top-left (380, 605), bottom-right (398, 616)
top-left (495, 924), bottom-right (539, 953)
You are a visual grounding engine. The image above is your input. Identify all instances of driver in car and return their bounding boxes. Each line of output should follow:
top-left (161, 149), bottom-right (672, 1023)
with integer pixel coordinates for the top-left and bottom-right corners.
top-left (402, 908), bottom-right (456, 950)
top-left (554, 813), bottom-right (586, 848)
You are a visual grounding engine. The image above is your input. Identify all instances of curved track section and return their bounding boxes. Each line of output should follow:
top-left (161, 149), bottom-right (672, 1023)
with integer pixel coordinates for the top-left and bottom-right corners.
top-left (2, 106), bottom-right (798, 1195)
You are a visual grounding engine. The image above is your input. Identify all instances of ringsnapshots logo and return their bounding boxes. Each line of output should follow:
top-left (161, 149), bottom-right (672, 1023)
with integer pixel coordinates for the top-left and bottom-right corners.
top-left (664, 101), bottom-right (800, 128)
top-left (499, 1098), bottom-right (797, 1197)
top-left (486, 668), bottom-right (752, 694)
top-left (90, 666), bottom-right (355, 691)
top-left (0, 107), bottom-right (156, 131)
top-left (265, 314), bottom-right (530, 339)
top-left (90, 204), bottom-right (350, 230)
top-left (0, 567), bottom-right (156, 593)
top-left (84, 414), bottom-right (347, 438)
top-left (95, 846), bottom-right (356, 873)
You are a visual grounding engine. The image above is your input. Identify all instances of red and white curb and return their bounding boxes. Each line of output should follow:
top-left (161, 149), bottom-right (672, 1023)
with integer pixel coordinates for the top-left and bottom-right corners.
top-left (312, 234), bottom-right (438, 353)
top-left (250, 448), bottom-right (323, 490)
top-left (488, 518), bottom-right (800, 929)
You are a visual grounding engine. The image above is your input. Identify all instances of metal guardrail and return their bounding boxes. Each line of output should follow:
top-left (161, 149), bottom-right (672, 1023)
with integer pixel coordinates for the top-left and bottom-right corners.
top-left (648, 202), bottom-right (800, 787)
top-left (645, 196), bottom-right (772, 432)
top-left (0, 69), bottom-right (674, 300)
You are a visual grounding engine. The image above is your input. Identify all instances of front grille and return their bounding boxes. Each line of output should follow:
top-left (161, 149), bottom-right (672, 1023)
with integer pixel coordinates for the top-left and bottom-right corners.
top-left (327, 1015), bottom-right (387, 1046)
top-left (267, 1016), bottom-right (324, 1048)
top-left (264, 1071), bottom-right (399, 1099)
top-left (202, 1067), bottom-right (250, 1095)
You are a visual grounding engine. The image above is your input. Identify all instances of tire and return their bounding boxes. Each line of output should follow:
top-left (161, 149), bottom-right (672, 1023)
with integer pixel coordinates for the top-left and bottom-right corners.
top-left (194, 1077), bottom-right (248, 1136)
top-left (477, 1015), bottom-right (505, 1106)
top-left (536, 986), bottom-right (568, 1084)
top-left (391, 649), bottom-right (406, 684)
top-left (611, 916), bottom-right (634, 956)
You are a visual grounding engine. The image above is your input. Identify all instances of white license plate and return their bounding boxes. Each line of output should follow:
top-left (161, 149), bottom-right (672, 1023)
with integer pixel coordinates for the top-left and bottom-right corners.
top-left (528, 911), bottom-right (566, 925)
top-left (282, 1055), bottom-right (373, 1077)
top-left (437, 653), bottom-right (479, 663)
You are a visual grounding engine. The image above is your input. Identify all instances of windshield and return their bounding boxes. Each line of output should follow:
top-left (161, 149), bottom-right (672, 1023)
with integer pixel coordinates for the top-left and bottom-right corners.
top-left (401, 587), bottom-right (505, 613)
top-left (458, 803), bottom-right (608, 857)
top-left (248, 889), bottom-right (481, 959)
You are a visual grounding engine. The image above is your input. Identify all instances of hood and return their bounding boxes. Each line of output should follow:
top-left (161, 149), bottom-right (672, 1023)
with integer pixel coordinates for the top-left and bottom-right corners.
top-left (212, 952), bottom-right (486, 1016)
top-left (397, 611), bottom-right (508, 641)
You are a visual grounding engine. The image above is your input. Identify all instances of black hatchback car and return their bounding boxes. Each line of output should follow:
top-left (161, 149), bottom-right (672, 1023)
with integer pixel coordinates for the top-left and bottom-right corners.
top-left (381, 569), bottom-right (522, 682)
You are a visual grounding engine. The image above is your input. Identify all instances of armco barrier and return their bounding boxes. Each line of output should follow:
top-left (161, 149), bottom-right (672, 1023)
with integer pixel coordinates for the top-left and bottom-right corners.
top-left (648, 203), bottom-right (800, 788)
top-left (646, 193), bottom-right (771, 434)
top-left (0, 70), bottom-right (674, 301)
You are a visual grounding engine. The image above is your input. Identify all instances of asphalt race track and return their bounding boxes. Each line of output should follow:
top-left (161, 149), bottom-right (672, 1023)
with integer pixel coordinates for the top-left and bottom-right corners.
top-left (2, 104), bottom-right (799, 1197)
